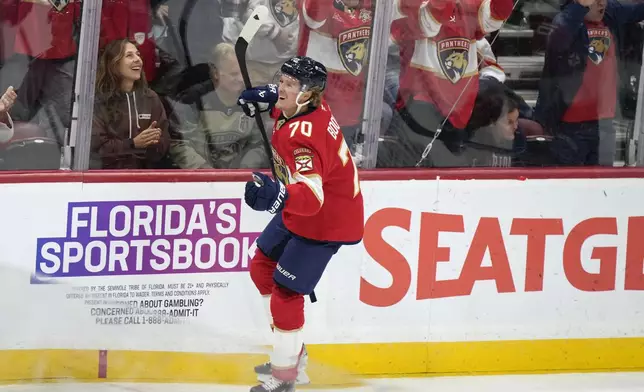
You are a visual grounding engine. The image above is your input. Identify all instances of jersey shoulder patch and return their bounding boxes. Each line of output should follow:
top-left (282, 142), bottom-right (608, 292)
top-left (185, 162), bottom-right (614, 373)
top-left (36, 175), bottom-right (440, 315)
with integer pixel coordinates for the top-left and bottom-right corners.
top-left (294, 149), bottom-right (315, 173)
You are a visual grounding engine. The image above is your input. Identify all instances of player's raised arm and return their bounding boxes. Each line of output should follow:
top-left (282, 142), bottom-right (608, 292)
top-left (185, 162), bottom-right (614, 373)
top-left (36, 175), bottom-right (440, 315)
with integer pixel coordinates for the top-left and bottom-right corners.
top-left (477, 0), bottom-right (514, 35)
top-left (394, 0), bottom-right (456, 38)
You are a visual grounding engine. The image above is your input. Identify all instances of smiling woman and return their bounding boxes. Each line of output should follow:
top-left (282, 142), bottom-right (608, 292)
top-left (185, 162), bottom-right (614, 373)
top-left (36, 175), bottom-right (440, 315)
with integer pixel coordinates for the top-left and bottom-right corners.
top-left (90, 39), bottom-right (171, 170)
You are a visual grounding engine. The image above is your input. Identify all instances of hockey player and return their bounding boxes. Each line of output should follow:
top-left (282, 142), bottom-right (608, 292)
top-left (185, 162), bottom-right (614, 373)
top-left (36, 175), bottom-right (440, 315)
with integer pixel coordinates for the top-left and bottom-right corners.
top-left (237, 56), bottom-right (364, 392)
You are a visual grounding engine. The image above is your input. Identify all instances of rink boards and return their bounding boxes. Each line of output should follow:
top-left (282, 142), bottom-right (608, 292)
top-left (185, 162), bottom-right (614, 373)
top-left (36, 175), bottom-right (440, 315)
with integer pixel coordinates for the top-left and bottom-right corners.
top-left (1, 168), bottom-right (644, 384)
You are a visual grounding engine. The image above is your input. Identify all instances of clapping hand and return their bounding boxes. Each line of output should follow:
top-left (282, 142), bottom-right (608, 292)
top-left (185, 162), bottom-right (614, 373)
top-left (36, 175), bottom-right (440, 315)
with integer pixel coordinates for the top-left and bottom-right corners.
top-left (133, 121), bottom-right (162, 148)
top-left (0, 87), bottom-right (17, 115)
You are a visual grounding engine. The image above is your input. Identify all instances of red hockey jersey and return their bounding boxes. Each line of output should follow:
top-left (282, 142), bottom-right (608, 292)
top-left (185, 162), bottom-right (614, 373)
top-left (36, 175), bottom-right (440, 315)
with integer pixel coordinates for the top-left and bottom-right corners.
top-left (392, 0), bottom-right (512, 129)
top-left (298, 0), bottom-right (373, 128)
top-left (269, 101), bottom-right (364, 244)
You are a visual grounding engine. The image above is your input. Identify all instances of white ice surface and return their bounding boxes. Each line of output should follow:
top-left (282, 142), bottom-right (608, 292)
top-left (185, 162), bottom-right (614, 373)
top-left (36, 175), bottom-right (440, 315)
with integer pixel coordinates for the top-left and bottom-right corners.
top-left (2, 372), bottom-right (644, 391)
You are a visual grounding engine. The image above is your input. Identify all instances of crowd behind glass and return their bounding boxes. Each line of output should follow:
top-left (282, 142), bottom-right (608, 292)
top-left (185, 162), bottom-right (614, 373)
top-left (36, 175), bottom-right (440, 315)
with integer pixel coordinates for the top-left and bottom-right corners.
top-left (0, 0), bottom-right (643, 171)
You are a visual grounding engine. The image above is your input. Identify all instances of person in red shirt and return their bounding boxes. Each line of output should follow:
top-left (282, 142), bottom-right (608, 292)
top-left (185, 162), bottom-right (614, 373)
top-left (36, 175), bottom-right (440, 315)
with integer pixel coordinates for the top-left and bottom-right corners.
top-left (535, 0), bottom-right (644, 166)
top-left (298, 0), bottom-right (373, 152)
top-left (100, 0), bottom-right (158, 82)
top-left (2, 0), bottom-right (82, 147)
top-left (237, 56), bottom-right (364, 392)
top-left (0, 0), bottom-right (18, 64)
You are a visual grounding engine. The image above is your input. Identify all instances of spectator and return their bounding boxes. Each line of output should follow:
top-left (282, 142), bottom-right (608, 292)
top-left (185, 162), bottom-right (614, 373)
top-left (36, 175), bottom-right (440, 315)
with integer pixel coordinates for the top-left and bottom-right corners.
top-left (382, 84), bottom-right (523, 167)
top-left (465, 86), bottom-right (520, 167)
top-left (2, 0), bottom-right (159, 149)
top-left (0, 0), bottom-right (18, 67)
top-left (223, 0), bottom-right (299, 85)
top-left (6, 0), bottom-right (81, 147)
top-left (91, 39), bottom-right (170, 170)
top-left (382, 0), bottom-right (513, 167)
top-left (0, 86), bottom-right (16, 142)
top-left (473, 45), bottom-right (554, 166)
top-left (167, 42), bottom-right (269, 169)
top-left (411, 83), bottom-right (521, 167)
top-left (297, 0), bottom-right (374, 152)
top-left (535, 0), bottom-right (644, 166)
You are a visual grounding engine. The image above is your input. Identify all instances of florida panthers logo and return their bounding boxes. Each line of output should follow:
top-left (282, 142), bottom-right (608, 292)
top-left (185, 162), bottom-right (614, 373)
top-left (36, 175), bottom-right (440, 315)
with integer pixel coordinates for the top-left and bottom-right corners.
top-left (438, 38), bottom-right (471, 84)
top-left (588, 28), bottom-right (611, 65)
top-left (270, 0), bottom-right (298, 27)
top-left (338, 27), bottom-right (370, 77)
top-left (272, 147), bottom-right (291, 185)
top-left (48, 0), bottom-right (70, 11)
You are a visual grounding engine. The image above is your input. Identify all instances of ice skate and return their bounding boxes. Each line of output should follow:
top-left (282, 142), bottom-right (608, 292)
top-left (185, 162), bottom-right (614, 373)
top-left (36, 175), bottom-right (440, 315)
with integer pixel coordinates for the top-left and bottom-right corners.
top-left (250, 375), bottom-right (296, 392)
top-left (255, 345), bottom-right (310, 385)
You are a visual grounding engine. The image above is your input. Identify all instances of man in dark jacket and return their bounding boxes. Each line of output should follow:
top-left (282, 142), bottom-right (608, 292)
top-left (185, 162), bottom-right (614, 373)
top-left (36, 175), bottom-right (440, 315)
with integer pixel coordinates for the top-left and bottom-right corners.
top-left (535, 0), bottom-right (644, 166)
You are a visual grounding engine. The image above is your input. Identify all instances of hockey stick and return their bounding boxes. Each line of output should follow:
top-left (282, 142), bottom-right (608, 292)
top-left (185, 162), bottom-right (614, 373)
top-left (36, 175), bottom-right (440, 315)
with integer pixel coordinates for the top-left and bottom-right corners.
top-left (234, 5), bottom-right (277, 180)
top-left (234, 6), bottom-right (317, 304)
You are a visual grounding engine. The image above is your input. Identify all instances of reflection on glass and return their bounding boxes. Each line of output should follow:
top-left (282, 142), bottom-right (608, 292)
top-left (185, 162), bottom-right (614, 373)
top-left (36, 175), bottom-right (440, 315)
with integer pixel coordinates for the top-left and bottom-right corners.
top-left (294, 0), bottom-right (375, 155)
top-left (85, 0), bottom-right (379, 170)
top-left (375, 0), bottom-right (644, 168)
top-left (7, 0), bottom-right (640, 171)
top-left (0, 0), bottom-right (82, 170)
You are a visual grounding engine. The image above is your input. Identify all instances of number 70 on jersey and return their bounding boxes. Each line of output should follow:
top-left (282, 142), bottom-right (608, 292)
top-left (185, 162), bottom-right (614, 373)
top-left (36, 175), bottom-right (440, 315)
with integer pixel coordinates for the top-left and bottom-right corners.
top-left (288, 119), bottom-right (361, 198)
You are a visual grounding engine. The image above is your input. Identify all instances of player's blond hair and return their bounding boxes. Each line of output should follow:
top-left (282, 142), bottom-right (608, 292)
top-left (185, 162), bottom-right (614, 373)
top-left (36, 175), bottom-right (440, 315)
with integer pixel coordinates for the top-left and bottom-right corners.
top-left (308, 86), bottom-right (324, 107)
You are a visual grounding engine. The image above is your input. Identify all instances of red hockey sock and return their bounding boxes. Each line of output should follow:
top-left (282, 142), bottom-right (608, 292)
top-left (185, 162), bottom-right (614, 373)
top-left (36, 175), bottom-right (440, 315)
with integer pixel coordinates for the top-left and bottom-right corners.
top-left (271, 284), bottom-right (304, 331)
top-left (249, 249), bottom-right (277, 296)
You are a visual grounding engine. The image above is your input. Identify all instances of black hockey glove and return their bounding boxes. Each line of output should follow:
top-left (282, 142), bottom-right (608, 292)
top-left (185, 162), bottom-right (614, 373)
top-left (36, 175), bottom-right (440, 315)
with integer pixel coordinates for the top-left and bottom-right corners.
top-left (237, 84), bottom-right (278, 118)
top-left (244, 172), bottom-right (288, 214)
